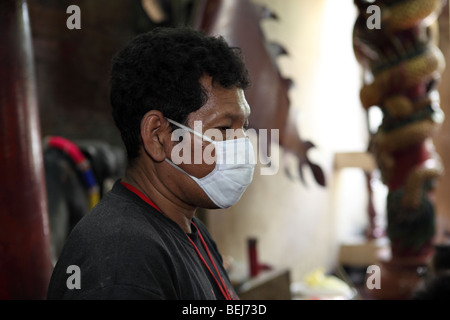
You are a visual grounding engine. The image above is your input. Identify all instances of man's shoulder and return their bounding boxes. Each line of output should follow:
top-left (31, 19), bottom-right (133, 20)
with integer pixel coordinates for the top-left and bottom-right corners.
top-left (64, 192), bottom-right (174, 262)
top-left (72, 185), bottom-right (163, 238)
top-left (47, 194), bottom-right (180, 300)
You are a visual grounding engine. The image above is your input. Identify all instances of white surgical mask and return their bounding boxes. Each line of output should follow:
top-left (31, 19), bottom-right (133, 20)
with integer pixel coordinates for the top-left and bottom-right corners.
top-left (165, 118), bottom-right (255, 208)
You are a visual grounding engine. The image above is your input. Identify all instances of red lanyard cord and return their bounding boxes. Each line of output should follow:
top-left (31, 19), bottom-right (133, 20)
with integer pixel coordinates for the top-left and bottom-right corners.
top-left (121, 181), bottom-right (161, 212)
top-left (121, 181), bottom-right (231, 300)
top-left (188, 222), bottom-right (231, 300)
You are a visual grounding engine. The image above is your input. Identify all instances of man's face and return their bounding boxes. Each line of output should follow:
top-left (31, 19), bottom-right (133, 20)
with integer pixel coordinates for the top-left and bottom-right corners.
top-left (164, 75), bottom-right (251, 208)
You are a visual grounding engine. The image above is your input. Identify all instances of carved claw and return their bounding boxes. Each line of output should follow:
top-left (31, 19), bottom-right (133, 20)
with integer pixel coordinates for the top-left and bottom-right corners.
top-left (254, 4), bottom-right (279, 21)
top-left (266, 42), bottom-right (289, 58)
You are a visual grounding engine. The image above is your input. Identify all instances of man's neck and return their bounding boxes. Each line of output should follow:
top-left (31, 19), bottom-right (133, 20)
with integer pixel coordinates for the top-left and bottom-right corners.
top-left (122, 163), bottom-right (196, 233)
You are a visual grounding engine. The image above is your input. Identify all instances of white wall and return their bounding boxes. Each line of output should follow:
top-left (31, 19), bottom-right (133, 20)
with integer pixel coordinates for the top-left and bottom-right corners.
top-left (206, 0), bottom-right (386, 284)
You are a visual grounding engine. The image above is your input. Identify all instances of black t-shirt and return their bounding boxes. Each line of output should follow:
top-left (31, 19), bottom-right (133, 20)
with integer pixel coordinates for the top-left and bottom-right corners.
top-left (46, 180), bottom-right (238, 300)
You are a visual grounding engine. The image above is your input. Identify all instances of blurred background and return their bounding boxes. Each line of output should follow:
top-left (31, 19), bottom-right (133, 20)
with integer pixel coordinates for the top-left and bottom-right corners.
top-left (2, 0), bottom-right (450, 300)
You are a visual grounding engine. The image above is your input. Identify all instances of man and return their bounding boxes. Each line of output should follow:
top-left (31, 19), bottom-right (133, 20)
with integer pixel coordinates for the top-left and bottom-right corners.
top-left (46, 27), bottom-right (255, 300)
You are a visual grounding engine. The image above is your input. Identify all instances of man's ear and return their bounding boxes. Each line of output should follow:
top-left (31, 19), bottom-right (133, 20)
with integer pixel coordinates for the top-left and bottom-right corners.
top-left (140, 110), bottom-right (171, 162)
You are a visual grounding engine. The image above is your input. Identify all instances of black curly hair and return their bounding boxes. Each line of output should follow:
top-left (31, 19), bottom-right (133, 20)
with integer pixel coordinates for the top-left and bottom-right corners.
top-left (110, 27), bottom-right (251, 162)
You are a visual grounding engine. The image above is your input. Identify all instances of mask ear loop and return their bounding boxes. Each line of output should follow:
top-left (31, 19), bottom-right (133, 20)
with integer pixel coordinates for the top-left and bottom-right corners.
top-left (165, 118), bottom-right (215, 143)
top-left (165, 117), bottom-right (217, 166)
top-left (164, 117), bottom-right (219, 176)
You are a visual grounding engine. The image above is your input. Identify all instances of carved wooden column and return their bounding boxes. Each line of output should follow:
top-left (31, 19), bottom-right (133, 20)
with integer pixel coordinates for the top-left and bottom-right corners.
top-left (434, 1), bottom-right (450, 240)
top-left (0, 0), bottom-right (53, 299)
top-left (353, 0), bottom-right (447, 299)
